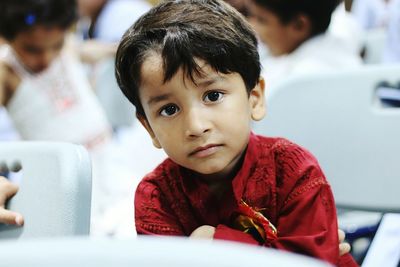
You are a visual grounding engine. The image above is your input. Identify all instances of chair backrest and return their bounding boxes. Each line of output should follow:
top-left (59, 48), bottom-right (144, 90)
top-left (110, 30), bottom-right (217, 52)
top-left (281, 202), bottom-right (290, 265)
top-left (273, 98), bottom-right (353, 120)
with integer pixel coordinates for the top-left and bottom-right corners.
top-left (254, 64), bottom-right (400, 212)
top-left (0, 141), bottom-right (92, 238)
top-left (0, 236), bottom-right (332, 267)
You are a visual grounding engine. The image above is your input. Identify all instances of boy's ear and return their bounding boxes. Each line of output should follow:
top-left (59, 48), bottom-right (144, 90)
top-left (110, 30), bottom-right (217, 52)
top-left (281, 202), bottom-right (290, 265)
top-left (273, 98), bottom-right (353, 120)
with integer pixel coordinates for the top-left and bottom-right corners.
top-left (137, 114), bottom-right (162, 149)
top-left (249, 77), bottom-right (266, 121)
top-left (290, 14), bottom-right (311, 38)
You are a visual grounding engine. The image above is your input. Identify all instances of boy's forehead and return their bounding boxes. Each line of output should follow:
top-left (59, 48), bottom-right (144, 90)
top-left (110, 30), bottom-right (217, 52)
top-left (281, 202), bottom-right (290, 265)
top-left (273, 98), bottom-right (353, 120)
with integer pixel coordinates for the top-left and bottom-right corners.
top-left (140, 53), bottom-right (220, 87)
top-left (140, 53), bottom-right (165, 87)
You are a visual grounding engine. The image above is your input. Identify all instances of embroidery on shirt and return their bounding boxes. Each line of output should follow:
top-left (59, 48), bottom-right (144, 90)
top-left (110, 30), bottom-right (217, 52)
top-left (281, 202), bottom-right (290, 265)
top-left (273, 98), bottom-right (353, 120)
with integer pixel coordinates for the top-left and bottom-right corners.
top-left (232, 200), bottom-right (278, 244)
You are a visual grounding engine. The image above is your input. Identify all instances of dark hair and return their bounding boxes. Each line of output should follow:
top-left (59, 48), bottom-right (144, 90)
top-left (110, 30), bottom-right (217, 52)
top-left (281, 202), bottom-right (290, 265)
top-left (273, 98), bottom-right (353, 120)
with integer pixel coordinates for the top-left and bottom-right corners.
top-left (0, 0), bottom-right (78, 40)
top-left (223, 0), bottom-right (249, 17)
top-left (252, 0), bottom-right (340, 36)
top-left (115, 0), bottom-right (260, 118)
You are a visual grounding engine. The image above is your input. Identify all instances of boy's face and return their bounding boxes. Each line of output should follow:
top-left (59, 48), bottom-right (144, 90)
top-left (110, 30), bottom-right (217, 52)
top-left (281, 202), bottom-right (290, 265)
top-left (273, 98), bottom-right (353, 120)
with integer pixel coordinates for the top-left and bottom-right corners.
top-left (247, 1), bottom-right (304, 56)
top-left (9, 25), bottom-right (66, 73)
top-left (138, 54), bottom-right (265, 179)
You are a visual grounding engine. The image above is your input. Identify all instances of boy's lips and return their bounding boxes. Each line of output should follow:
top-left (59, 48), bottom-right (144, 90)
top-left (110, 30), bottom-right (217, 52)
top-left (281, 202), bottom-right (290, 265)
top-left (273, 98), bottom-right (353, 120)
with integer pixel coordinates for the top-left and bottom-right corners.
top-left (189, 144), bottom-right (223, 158)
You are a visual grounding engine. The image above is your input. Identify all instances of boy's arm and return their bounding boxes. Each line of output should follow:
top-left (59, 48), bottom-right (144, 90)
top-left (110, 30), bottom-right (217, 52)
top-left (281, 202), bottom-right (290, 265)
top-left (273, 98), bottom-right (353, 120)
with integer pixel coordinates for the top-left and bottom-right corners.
top-left (211, 182), bottom-right (348, 265)
top-left (135, 180), bottom-right (185, 235)
top-left (273, 181), bottom-right (358, 267)
top-left (271, 182), bottom-right (339, 263)
top-left (135, 180), bottom-right (256, 240)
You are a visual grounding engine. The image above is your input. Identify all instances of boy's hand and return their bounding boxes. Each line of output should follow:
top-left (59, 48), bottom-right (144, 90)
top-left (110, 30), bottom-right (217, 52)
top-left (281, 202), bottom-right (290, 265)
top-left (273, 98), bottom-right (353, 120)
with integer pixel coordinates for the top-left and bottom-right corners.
top-left (190, 225), bottom-right (216, 239)
top-left (338, 229), bottom-right (351, 256)
top-left (0, 176), bottom-right (24, 226)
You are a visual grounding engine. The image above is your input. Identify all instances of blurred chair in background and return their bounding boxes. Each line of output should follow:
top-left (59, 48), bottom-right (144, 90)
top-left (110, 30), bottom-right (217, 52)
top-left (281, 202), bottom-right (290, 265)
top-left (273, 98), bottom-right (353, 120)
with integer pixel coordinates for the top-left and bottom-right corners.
top-left (0, 141), bottom-right (91, 239)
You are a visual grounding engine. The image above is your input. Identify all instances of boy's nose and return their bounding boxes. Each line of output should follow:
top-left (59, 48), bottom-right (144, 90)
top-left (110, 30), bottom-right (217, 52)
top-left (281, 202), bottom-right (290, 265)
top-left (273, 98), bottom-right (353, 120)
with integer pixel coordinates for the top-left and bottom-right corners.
top-left (184, 107), bottom-right (211, 138)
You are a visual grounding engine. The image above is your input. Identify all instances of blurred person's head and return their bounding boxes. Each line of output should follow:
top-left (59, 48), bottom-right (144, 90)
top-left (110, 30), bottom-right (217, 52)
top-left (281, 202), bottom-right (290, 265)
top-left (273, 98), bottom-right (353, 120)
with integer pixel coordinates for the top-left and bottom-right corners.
top-left (247, 0), bottom-right (340, 56)
top-left (0, 0), bottom-right (78, 73)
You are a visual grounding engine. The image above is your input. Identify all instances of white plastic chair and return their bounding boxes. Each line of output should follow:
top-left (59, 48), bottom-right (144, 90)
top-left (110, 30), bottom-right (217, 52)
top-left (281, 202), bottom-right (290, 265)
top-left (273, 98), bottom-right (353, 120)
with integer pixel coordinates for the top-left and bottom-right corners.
top-left (0, 141), bottom-right (92, 238)
top-left (0, 236), bottom-right (332, 267)
top-left (254, 64), bottom-right (400, 212)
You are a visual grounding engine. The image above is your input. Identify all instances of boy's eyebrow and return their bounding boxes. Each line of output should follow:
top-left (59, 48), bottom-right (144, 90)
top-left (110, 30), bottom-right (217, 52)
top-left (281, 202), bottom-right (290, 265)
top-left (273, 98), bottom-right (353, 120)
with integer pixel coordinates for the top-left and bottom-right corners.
top-left (146, 76), bottom-right (226, 106)
top-left (196, 75), bottom-right (226, 87)
top-left (147, 93), bottom-right (172, 106)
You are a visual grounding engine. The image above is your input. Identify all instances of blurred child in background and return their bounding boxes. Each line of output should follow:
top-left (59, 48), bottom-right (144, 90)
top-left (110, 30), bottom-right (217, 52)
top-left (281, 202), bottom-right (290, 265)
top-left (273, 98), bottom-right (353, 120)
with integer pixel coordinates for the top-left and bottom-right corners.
top-left (247, 0), bottom-right (362, 92)
top-left (0, 0), bottom-right (111, 147)
top-left (0, 0), bottom-right (121, 234)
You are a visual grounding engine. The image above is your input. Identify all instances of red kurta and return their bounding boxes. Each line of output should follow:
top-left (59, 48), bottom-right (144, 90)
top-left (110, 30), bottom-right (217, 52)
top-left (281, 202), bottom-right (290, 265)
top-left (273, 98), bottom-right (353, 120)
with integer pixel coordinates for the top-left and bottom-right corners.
top-left (135, 133), bottom-right (357, 266)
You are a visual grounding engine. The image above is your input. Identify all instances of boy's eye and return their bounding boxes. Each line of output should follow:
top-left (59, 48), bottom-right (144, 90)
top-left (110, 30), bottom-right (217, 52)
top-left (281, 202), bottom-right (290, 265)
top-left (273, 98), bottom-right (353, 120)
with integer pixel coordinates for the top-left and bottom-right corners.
top-left (160, 104), bottom-right (179, 117)
top-left (204, 91), bottom-right (223, 102)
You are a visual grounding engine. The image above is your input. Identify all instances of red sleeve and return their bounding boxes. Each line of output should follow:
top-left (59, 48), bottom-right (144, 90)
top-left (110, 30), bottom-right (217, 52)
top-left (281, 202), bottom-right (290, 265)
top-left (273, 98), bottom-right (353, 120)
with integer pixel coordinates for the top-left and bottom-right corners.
top-left (268, 140), bottom-right (350, 265)
top-left (135, 180), bottom-right (184, 236)
top-left (271, 182), bottom-right (340, 265)
top-left (339, 253), bottom-right (359, 267)
top-left (214, 224), bottom-right (259, 245)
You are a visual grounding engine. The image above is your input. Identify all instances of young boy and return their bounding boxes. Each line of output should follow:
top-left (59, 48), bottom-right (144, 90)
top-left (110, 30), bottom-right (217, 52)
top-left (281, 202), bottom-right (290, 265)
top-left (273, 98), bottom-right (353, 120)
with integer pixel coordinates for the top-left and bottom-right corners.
top-left (115, 0), bottom-right (356, 266)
